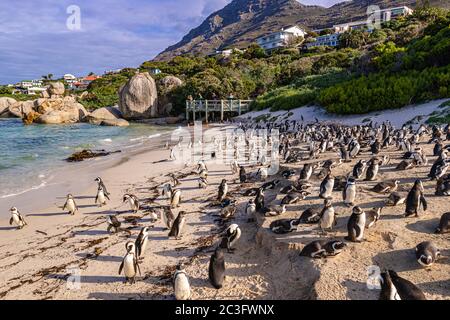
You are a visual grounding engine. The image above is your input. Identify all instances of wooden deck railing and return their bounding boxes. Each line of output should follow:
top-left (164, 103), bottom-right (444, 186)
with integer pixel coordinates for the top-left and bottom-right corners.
top-left (185, 99), bottom-right (253, 122)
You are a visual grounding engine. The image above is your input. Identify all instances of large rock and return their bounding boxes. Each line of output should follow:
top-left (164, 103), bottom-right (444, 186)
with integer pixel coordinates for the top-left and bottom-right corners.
top-left (48, 82), bottom-right (65, 97)
top-left (99, 119), bottom-right (129, 127)
top-left (9, 100), bottom-right (35, 118)
top-left (158, 76), bottom-right (183, 116)
top-left (0, 97), bottom-right (17, 117)
top-left (36, 102), bottom-right (88, 124)
top-left (89, 106), bottom-right (123, 121)
top-left (118, 72), bottom-right (158, 119)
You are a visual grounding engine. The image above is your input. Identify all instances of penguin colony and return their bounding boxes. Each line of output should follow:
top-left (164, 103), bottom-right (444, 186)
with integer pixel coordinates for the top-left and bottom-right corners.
top-left (6, 119), bottom-right (450, 300)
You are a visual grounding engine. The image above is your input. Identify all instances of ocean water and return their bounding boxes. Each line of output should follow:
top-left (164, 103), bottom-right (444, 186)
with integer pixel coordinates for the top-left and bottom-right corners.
top-left (0, 118), bottom-right (171, 198)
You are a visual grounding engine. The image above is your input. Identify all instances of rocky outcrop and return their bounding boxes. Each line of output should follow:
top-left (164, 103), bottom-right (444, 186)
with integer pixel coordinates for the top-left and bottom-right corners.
top-left (47, 82), bottom-right (65, 97)
top-left (35, 102), bottom-right (88, 124)
top-left (9, 100), bottom-right (35, 118)
top-left (158, 76), bottom-right (183, 116)
top-left (118, 72), bottom-right (158, 119)
top-left (88, 106), bottom-right (123, 121)
top-left (99, 119), bottom-right (129, 127)
top-left (0, 97), bottom-right (17, 117)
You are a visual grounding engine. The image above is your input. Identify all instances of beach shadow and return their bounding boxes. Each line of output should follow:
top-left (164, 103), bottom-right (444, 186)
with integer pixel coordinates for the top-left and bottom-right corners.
top-left (88, 291), bottom-right (173, 300)
top-left (73, 229), bottom-right (109, 236)
top-left (372, 248), bottom-right (421, 272)
top-left (405, 218), bottom-right (440, 234)
top-left (76, 253), bottom-right (123, 263)
top-left (26, 212), bottom-right (68, 217)
top-left (77, 204), bottom-right (98, 209)
top-left (0, 226), bottom-right (17, 231)
top-left (342, 279), bottom-right (379, 300)
top-left (74, 196), bottom-right (96, 200)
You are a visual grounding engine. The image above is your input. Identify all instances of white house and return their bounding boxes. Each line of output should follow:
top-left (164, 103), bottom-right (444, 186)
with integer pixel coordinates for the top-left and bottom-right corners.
top-left (256, 25), bottom-right (307, 51)
top-left (305, 33), bottom-right (340, 49)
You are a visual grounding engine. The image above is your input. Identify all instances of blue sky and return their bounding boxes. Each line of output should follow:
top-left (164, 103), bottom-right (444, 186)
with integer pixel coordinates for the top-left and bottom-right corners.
top-left (0, 0), bottom-right (343, 84)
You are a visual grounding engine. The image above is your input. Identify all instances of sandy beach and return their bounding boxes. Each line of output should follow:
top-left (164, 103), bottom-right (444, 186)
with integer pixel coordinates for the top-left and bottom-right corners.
top-left (0, 120), bottom-right (449, 300)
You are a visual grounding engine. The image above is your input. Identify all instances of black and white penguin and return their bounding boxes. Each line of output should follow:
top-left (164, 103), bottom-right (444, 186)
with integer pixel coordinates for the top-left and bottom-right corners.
top-left (300, 240), bottom-right (346, 258)
top-left (221, 205), bottom-right (237, 219)
top-left (255, 189), bottom-right (265, 212)
top-left (270, 218), bottom-right (300, 234)
top-left (435, 212), bottom-right (450, 234)
top-left (9, 207), bottom-right (27, 229)
top-left (435, 174), bottom-right (450, 196)
top-left (348, 139), bottom-right (360, 158)
top-left (169, 173), bottom-right (180, 186)
top-left (379, 270), bottom-right (426, 300)
top-left (365, 207), bottom-right (382, 228)
top-left (319, 173), bottom-right (335, 199)
top-left (370, 139), bottom-right (381, 155)
top-left (95, 185), bottom-right (110, 207)
top-left (220, 224), bottom-right (241, 252)
top-left (319, 199), bottom-right (336, 232)
top-left (118, 242), bottom-right (141, 284)
top-left (404, 180), bottom-right (427, 217)
top-left (95, 177), bottom-right (110, 197)
top-left (299, 163), bottom-right (315, 181)
top-left (123, 194), bottom-right (139, 213)
top-left (281, 190), bottom-right (309, 204)
top-left (239, 166), bottom-right (247, 183)
top-left (63, 194), bottom-right (78, 215)
top-left (208, 247), bottom-right (225, 289)
top-left (281, 169), bottom-right (296, 179)
top-left (352, 160), bottom-right (367, 180)
top-left (245, 199), bottom-right (256, 216)
top-left (345, 206), bottom-right (366, 242)
top-left (385, 192), bottom-right (406, 206)
top-left (169, 211), bottom-right (186, 239)
top-left (217, 179), bottom-right (228, 201)
top-left (162, 183), bottom-right (173, 199)
top-left (106, 215), bottom-right (121, 233)
top-left (261, 179), bottom-right (280, 191)
top-left (170, 189), bottom-right (182, 208)
top-left (173, 265), bottom-right (191, 300)
top-left (365, 158), bottom-right (380, 181)
top-left (371, 180), bottom-right (399, 194)
top-left (339, 145), bottom-right (351, 162)
top-left (135, 226), bottom-right (150, 260)
top-left (396, 159), bottom-right (417, 170)
top-left (415, 241), bottom-right (440, 267)
top-left (343, 177), bottom-right (357, 207)
top-left (198, 177), bottom-right (208, 189)
top-left (161, 207), bottom-right (175, 230)
top-left (428, 158), bottom-right (449, 180)
top-left (299, 207), bottom-right (322, 223)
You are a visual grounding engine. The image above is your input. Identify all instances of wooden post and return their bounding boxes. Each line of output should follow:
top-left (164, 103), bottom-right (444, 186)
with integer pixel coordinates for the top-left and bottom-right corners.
top-left (193, 100), bottom-right (196, 122)
top-left (220, 100), bottom-right (224, 121)
top-left (186, 100), bottom-right (189, 121)
top-left (205, 100), bottom-right (209, 124)
top-left (238, 100), bottom-right (242, 115)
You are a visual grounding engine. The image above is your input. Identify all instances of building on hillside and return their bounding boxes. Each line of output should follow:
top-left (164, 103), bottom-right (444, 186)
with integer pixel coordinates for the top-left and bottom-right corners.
top-left (104, 68), bottom-right (123, 75)
top-left (70, 74), bottom-right (101, 90)
top-left (26, 86), bottom-right (48, 95)
top-left (150, 68), bottom-right (162, 75)
top-left (14, 79), bottom-right (47, 95)
top-left (256, 25), bottom-right (307, 51)
top-left (208, 48), bottom-right (244, 58)
top-left (19, 79), bottom-right (44, 88)
top-left (305, 33), bottom-right (340, 49)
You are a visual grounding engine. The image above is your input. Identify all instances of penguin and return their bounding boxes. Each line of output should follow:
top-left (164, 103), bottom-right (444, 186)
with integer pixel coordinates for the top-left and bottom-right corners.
top-left (230, 160), bottom-right (239, 175)
top-left (339, 145), bottom-right (351, 162)
top-left (428, 158), bottom-right (449, 180)
top-left (9, 207), bottom-right (27, 229)
top-left (243, 187), bottom-right (259, 196)
top-left (371, 180), bottom-right (399, 194)
top-left (319, 173), bottom-right (335, 199)
top-left (352, 160), bottom-right (367, 180)
top-left (299, 163), bottom-right (314, 181)
top-left (343, 177), bottom-right (356, 207)
top-left (405, 180), bottom-right (427, 217)
top-left (396, 159), bottom-right (417, 170)
top-left (221, 205), bottom-right (237, 219)
top-left (135, 226), bottom-right (150, 260)
top-left (300, 240), bottom-right (346, 258)
top-left (123, 194), bottom-right (139, 213)
top-left (198, 177), bottom-right (208, 189)
top-left (118, 242), bottom-right (141, 284)
top-left (169, 173), bottom-right (180, 186)
top-left (170, 189), bottom-right (182, 208)
top-left (415, 241), bottom-right (440, 268)
top-left (365, 207), bottom-right (382, 228)
top-left (270, 218), bottom-right (300, 234)
top-left (106, 215), bottom-right (121, 233)
top-left (169, 211), bottom-right (186, 239)
top-left (162, 183), bottom-right (173, 199)
top-left (217, 179), bottom-right (228, 201)
top-left (365, 159), bottom-right (380, 181)
top-left (161, 207), bottom-right (175, 230)
top-left (208, 247), bottom-right (225, 289)
top-left (260, 204), bottom-right (286, 217)
top-left (239, 166), bottom-right (247, 183)
top-left (260, 179), bottom-right (280, 191)
top-left (435, 174), bottom-right (450, 196)
top-left (385, 192), bottom-right (406, 206)
top-left (95, 185), bottom-right (109, 207)
top-left (435, 212), bottom-right (450, 234)
top-left (220, 224), bottom-right (241, 252)
top-left (371, 139), bottom-right (381, 155)
top-left (173, 265), bottom-right (191, 300)
top-left (281, 169), bottom-right (296, 179)
top-left (95, 177), bottom-right (110, 197)
top-left (345, 206), bottom-right (366, 242)
top-left (348, 140), bottom-right (360, 158)
top-left (63, 194), bottom-right (78, 215)
top-left (319, 199), bottom-right (336, 232)
top-left (245, 199), bottom-right (256, 216)
top-left (258, 167), bottom-right (268, 181)
top-left (255, 189), bottom-right (265, 212)
top-left (299, 207), bottom-right (322, 223)
top-left (379, 270), bottom-right (426, 300)
top-left (197, 160), bottom-right (207, 172)
top-left (198, 168), bottom-right (208, 179)
top-left (281, 190), bottom-right (309, 205)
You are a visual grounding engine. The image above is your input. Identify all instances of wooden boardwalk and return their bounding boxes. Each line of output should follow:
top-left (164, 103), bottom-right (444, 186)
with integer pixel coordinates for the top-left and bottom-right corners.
top-left (185, 99), bottom-right (253, 122)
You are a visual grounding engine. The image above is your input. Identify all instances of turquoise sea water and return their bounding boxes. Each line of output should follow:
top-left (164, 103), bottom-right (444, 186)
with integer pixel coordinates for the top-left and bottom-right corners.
top-left (0, 118), bottom-right (170, 198)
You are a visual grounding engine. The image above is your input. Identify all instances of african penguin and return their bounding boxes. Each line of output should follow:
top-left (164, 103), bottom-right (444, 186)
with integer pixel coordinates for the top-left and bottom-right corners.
top-left (379, 270), bottom-right (426, 300)
top-left (319, 173), bottom-right (335, 199)
top-left (343, 177), bottom-right (357, 207)
top-left (217, 179), bottom-right (228, 201)
top-left (270, 218), bottom-right (300, 234)
top-left (161, 207), bottom-right (176, 230)
top-left (365, 207), bottom-right (382, 228)
top-left (135, 226), bottom-right (150, 260)
top-left (385, 192), bottom-right (406, 206)
top-left (435, 212), bottom-right (450, 234)
top-left (95, 185), bottom-right (109, 207)
top-left (9, 207), bottom-right (27, 229)
top-left (169, 211), bottom-right (186, 239)
top-left (220, 224), bottom-right (241, 252)
top-left (170, 189), bottom-right (182, 208)
top-left (319, 199), bottom-right (336, 232)
top-left (404, 180), bottom-right (427, 218)
top-left (95, 177), bottom-right (110, 197)
top-left (415, 241), bottom-right (440, 268)
top-left (173, 265), bottom-right (191, 300)
top-left (123, 194), bottom-right (139, 213)
top-left (118, 242), bottom-right (141, 284)
top-left (345, 206), bottom-right (366, 242)
top-left (208, 247), bottom-right (226, 289)
top-left (63, 194), bottom-right (78, 215)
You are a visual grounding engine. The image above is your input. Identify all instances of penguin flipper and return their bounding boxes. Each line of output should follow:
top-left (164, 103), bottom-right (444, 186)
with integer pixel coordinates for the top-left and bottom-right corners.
top-left (9, 217), bottom-right (13, 225)
top-left (420, 193), bottom-right (428, 211)
top-left (118, 260), bottom-right (124, 275)
top-left (63, 201), bottom-right (67, 211)
top-left (105, 193), bottom-right (111, 201)
top-left (135, 259), bottom-right (142, 276)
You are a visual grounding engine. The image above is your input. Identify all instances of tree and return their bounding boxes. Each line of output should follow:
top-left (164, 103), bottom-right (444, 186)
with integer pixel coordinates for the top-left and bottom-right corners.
top-left (243, 44), bottom-right (267, 59)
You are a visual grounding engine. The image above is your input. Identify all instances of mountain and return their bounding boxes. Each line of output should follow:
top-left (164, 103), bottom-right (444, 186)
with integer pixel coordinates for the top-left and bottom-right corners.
top-left (155, 0), bottom-right (449, 61)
